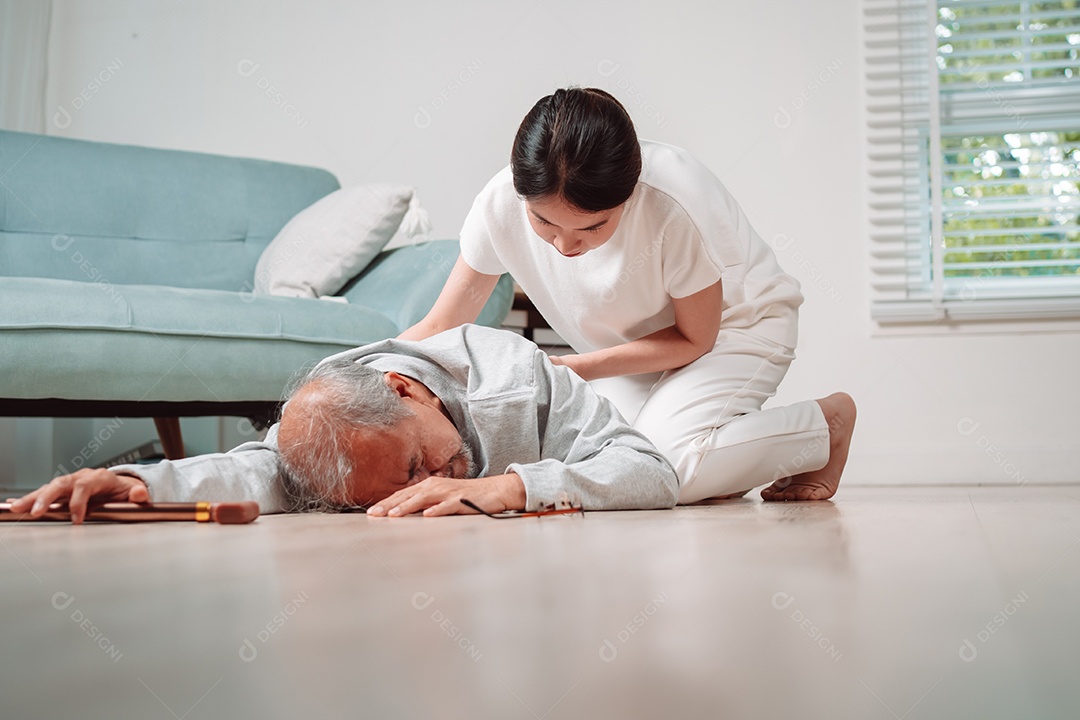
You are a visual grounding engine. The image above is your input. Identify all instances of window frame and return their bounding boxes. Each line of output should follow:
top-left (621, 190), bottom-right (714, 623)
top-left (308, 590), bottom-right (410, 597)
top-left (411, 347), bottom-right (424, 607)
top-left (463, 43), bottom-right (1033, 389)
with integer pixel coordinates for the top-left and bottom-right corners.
top-left (863, 0), bottom-right (1080, 329)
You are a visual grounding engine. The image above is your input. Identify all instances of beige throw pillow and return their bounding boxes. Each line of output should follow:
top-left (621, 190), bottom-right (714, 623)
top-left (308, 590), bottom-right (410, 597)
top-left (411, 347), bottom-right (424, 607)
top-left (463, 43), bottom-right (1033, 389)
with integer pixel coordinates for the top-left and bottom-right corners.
top-left (254, 184), bottom-right (428, 298)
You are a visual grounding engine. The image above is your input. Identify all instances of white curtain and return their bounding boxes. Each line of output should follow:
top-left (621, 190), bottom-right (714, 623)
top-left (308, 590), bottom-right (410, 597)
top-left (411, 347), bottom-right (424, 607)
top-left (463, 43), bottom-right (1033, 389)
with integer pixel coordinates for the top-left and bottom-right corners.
top-left (0, 0), bottom-right (54, 488)
top-left (0, 0), bottom-right (52, 132)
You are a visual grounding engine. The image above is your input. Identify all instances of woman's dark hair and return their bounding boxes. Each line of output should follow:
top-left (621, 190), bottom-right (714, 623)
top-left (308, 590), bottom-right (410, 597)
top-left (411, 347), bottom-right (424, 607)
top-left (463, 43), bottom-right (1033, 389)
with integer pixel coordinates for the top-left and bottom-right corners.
top-left (511, 87), bottom-right (641, 213)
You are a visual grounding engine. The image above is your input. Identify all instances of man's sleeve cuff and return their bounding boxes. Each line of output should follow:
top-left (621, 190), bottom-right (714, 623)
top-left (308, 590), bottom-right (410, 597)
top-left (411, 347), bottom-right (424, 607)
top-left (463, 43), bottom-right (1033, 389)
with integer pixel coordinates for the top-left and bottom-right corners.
top-left (506, 461), bottom-right (579, 512)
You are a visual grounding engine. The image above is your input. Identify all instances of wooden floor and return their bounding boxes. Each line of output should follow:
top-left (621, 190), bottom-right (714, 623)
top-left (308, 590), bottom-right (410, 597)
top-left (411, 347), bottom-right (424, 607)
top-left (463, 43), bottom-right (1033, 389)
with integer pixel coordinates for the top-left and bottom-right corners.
top-left (2, 486), bottom-right (1078, 719)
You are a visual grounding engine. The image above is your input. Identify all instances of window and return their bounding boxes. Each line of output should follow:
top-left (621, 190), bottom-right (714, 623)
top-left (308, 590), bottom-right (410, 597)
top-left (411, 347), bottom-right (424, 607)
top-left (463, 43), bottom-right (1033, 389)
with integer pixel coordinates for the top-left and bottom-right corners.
top-left (864, 0), bottom-right (1080, 322)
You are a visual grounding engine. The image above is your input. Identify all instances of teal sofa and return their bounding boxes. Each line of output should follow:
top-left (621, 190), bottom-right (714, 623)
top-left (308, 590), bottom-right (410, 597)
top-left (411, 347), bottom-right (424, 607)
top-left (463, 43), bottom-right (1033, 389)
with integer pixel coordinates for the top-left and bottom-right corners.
top-left (0, 130), bottom-right (512, 456)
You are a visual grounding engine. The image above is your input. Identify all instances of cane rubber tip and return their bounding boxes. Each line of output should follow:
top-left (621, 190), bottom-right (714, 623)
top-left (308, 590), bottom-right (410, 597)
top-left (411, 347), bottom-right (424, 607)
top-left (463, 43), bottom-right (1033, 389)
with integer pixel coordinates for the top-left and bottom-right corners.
top-left (211, 502), bottom-right (260, 524)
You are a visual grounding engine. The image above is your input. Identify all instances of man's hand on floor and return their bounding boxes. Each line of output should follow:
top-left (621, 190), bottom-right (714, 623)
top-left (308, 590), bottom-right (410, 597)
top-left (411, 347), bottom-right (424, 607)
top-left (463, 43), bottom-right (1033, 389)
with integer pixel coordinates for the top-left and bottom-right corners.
top-left (367, 473), bottom-right (526, 517)
top-left (9, 469), bottom-right (150, 524)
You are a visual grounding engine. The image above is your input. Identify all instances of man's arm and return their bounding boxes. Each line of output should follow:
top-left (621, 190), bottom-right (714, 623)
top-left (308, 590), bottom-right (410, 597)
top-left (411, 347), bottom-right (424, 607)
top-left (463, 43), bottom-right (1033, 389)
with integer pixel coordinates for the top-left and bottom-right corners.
top-left (370, 343), bottom-right (679, 517)
top-left (110, 424), bottom-right (289, 511)
top-left (508, 349), bottom-right (680, 511)
top-left (11, 425), bottom-right (290, 523)
top-left (10, 469), bottom-right (151, 524)
top-left (367, 472), bottom-right (526, 517)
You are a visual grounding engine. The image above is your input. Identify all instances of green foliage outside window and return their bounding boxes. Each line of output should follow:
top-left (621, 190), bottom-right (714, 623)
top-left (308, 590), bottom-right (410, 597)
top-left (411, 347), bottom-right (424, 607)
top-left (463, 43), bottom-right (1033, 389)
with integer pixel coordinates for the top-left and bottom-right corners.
top-left (935, 1), bottom-right (1079, 279)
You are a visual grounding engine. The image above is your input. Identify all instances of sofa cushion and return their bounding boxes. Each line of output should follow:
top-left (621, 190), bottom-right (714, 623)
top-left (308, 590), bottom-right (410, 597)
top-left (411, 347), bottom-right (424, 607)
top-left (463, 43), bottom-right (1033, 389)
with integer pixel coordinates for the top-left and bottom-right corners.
top-left (0, 277), bottom-right (399, 403)
top-left (0, 130), bottom-right (339, 291)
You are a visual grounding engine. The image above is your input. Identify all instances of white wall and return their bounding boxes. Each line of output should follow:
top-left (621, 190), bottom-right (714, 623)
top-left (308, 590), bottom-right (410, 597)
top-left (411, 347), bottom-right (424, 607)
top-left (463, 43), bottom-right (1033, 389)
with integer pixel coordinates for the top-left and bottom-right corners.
top-left (37, 0), bottom-right (1080, 486)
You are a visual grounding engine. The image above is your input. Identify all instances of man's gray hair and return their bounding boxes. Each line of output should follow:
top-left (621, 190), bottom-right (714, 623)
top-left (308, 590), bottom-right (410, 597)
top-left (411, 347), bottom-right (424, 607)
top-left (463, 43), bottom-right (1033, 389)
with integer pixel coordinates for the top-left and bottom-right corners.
top-left (276, 357), bottom-right (413, 510)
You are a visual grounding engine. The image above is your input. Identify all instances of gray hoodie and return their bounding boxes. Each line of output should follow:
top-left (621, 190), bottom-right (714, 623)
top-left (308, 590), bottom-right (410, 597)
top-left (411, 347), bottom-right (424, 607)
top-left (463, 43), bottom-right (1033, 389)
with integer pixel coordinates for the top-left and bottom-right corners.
top-left (114, 325), bottom-right (679, 513)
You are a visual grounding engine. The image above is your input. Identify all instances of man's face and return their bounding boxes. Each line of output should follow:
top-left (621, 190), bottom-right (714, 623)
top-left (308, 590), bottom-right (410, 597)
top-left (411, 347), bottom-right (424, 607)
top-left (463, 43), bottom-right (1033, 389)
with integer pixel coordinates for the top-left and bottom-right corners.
top-left (344, 396), bottom-right (473, 507)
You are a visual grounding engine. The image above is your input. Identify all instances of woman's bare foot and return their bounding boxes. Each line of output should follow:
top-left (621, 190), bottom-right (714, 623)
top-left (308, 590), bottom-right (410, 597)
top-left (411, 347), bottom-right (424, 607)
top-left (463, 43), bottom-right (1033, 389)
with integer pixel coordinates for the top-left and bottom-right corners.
top-left (761, 392), bottom-right (856, 502)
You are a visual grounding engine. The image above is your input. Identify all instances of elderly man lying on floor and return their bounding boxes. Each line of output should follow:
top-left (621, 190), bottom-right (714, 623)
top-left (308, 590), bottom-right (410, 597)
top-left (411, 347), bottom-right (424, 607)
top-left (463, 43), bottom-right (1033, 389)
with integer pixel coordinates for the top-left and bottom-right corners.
top-left (13, 325), bottom-right (680, 523)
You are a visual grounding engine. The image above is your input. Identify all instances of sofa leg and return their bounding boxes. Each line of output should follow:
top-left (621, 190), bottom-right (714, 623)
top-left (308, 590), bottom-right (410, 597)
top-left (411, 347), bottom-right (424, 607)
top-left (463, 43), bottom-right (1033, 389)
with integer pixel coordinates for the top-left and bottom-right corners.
top-left (153, 417), bottom-right (185, 460)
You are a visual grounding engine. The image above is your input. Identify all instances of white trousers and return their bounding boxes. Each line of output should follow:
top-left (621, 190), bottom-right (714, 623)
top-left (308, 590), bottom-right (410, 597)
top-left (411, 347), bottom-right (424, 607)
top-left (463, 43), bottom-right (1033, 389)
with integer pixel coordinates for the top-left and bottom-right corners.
top-left (589, 326), bottom-right (831, 504)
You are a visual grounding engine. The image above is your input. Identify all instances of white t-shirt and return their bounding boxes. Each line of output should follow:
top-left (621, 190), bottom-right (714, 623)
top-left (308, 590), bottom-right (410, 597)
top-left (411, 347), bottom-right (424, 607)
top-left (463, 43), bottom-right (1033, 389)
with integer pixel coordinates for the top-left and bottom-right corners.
top-left (459, 140), bottom-right (803, 351)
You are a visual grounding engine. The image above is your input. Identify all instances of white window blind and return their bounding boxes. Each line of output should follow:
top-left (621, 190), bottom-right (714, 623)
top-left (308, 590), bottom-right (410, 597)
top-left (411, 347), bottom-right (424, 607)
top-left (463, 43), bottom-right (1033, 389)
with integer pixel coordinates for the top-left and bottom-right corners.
top-left (864, 0), bottom-right (1080, 322)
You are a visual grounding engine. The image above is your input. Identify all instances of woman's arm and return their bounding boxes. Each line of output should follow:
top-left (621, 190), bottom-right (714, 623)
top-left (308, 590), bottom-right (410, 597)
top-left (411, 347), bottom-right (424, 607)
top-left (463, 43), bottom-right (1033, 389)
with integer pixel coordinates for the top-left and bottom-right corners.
top-left (551, 280), bottom-right (723, 381)
top-left (398, 255), bottom-right (503, 341)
